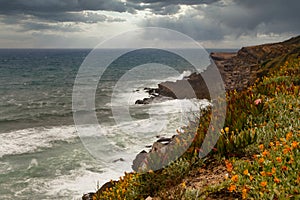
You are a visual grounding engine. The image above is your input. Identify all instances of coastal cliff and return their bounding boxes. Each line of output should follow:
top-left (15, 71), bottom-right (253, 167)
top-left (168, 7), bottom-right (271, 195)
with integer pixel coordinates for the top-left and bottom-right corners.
top-left (136, 35), bottom-right (300, 104)
top-left (85, 35), bottom-right (300, 200)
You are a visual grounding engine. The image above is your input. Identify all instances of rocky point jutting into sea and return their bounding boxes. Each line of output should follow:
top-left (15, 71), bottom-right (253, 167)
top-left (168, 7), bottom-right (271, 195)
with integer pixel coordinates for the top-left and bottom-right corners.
top-left (136, 35), bottom-right (300, 104)
top-left (83, 35), bottom-right (300, 200)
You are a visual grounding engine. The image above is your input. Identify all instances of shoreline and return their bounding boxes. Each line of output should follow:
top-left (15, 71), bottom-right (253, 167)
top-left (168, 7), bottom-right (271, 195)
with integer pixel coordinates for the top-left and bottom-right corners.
top-left (85, 35), bottom-right (300, 199)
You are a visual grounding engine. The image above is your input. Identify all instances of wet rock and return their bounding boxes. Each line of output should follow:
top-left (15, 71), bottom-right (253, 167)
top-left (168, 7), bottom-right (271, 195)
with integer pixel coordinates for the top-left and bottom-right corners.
top-left (82, 193), bottom-right (95, 200)
top-left (132, 150), bottom-right (147, 171)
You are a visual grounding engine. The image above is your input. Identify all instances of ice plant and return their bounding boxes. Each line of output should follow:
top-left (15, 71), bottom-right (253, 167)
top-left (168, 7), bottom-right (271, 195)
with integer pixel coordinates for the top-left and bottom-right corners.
top-left (254, 99), bottom-right (262, 105)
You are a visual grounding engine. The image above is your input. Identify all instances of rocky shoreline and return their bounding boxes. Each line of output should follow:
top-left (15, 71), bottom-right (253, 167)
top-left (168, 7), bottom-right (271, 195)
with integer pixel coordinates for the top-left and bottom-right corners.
top-left (82, 35), bottom-right (300, 200)
top-left (135, 35), bottom-right (300, 105)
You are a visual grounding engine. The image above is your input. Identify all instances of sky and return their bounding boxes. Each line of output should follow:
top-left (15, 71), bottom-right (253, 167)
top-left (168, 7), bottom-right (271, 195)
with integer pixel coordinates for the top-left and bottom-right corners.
top-left (0, 0), bottom-right (299, 48)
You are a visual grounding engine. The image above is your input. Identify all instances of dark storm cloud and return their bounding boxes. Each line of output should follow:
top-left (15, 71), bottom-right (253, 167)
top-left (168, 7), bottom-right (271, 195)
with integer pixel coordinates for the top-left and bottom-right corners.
top-left (0, 0), bottom-right (128, 28)
top-left (20, 22), bottom-right (82, 32)
top-left (230, 0), bottom-right (300, 34)
top-left (0, 0), bottom-right (128, 14)
top-left (143, 0), bottom-right (300, 41)
top-left (126, 0), bottom-right (220, 15)
top-left (0, 0), bottom-right (299, 47)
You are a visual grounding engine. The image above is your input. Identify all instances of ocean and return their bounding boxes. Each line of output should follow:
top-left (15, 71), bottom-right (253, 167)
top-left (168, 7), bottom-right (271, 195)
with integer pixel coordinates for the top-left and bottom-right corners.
top-left (0, 48), bottom-right (233, 199)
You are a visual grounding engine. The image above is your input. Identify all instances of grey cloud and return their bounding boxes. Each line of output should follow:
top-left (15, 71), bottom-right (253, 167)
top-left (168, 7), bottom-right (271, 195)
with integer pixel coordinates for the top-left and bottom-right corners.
top-left (208, 0), bottom-right (300, 35)
top-left (143, 14), bottom-right (225, 41)
top-left (20, 22), bottom-right (82, 32)
top-left (126, 0), bottom-right (220, 15)
top-left (142, 0), bottom-right (300, 42)
top-left (26, 11), bottom-right (126, 23)
top-left (0, 0), bottom-right (128, 14)
top-left (0, 0), bottom-right (127, 28)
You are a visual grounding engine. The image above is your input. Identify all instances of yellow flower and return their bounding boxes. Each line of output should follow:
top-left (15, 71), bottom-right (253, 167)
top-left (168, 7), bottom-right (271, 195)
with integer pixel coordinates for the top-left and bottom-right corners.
top-left (181, 181), bottom-right (186, 188)
top-left (220, 129), bottom-right (225, 135)
top-left (260, 181), bottom-right (267, 187)
top-left (225, 127), bottom-right (230, 133)
top-left (228, 184), bottom-right (236, 192)
top-left (231, 175), bottom-right (238, 182)
top-left (269, 142), bottom-right (274, 147)
top-left (243, 169), bottom-right (249, 175)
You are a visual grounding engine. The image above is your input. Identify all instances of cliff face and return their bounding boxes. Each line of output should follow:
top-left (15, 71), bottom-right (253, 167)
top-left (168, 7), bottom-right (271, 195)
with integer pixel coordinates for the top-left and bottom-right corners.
top-left (156, 35), bottom-right (300, 100)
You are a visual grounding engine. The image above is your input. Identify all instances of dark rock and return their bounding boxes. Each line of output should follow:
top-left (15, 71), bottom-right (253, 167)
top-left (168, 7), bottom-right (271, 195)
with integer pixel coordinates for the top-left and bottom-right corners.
top-left (82, 193), bottom-right (95, 200)
top-left (112, 158), bottom-right (125, 163)
top-left (150, 142), bottom-right (166, 152)
top-left (132, 150), bottom-right (147, 171)
top-left (135, 99), bottom-right (144, 104)
top-left (156, 137), bottom-right (172, 144)
top-left (97, 180), bottom-right (118, 194)
top-left (135, 97), bottom-right (155, 104)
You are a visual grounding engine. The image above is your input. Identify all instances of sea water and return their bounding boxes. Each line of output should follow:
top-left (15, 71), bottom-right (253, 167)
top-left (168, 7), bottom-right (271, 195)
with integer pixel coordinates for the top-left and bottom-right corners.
top-left (0, 48), bottom-right (232, 199)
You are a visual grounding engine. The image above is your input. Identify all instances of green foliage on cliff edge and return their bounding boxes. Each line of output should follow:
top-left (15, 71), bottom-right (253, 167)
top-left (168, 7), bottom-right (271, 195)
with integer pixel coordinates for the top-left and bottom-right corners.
top-left (92, 47), bottom-right (300, 200)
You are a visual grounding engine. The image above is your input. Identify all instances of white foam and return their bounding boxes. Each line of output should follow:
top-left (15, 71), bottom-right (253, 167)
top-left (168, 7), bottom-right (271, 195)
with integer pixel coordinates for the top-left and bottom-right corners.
top-left (176, 70), bottom-right (192, 80)
top-left (0, 125), bottom-right (78, 158)
top-left (46, 165), bottom-right (131, 199)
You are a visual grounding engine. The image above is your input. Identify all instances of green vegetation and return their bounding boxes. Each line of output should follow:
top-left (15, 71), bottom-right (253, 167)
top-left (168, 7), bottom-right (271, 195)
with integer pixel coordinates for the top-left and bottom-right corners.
top-left (93, 54), bottom-right (300, 199)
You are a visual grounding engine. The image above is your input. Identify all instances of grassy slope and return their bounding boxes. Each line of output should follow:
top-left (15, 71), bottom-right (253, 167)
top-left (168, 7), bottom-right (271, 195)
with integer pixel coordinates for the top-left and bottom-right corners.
top-left (92, 51), bottom-right (300, 200)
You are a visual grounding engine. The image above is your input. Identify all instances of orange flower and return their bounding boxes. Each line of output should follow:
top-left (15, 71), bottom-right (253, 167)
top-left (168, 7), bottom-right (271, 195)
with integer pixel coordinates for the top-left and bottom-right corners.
top-left (259, 157), bottom-right (265, 164)
top-left (262, 150), bottom-right (269, 157)
top-left (260, 181), bottom-right (267, 187)
top-left (272, 167), bottom-right (276, 174)
top-left (243, 169), bottom-right (249, 175)
top-left (231, 175), bottom-right (239, 182)
top-left (260, 171), bottom-right (266, 176)
top-left (249, 175), bottom-right (254, 181)
top-left (276, 157), bottom-right (282, 163)
top-left (259, 144), bottom-right (264, 150)
top-left (276, 141), bottom-right (281, 147)
top-left (253, 154), bottom-right (258, 160)
top-left (286, 132), bottom-right (293, 141)
top-left (282, 166), bottom-right (288, 171)
top-left (288, 157), bottom-right (294, 164)
top-left (269, 142), bottom-right (274, 147)
top-left (228, 184), bottom-right (236, 192)
top-left (283, 147), bottom-right (291, 154)
top-left (266, 172), bottom-right (272, 177)
top-left (242, 187), bottom-right (248, 199)
top-left (225, 160), bottom-right (233, 172)
top-left (292, 141), bottom-right (298, 148)
top-left (274, 177), bottom-right (280, 183)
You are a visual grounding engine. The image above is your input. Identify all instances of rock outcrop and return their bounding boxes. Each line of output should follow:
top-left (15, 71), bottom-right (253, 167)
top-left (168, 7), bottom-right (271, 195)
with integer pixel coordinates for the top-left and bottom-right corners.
top-left (135, 35), bottom-right (300, 103)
